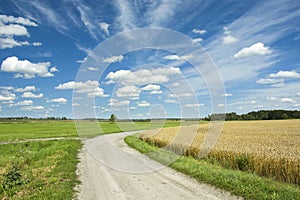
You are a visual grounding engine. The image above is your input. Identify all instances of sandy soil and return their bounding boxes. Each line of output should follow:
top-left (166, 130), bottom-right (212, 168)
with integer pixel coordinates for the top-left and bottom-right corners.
top-left (75, 132), bottom-right (242, 200)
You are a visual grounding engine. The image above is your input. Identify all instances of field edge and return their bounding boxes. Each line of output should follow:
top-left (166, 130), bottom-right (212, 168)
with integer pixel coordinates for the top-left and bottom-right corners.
top-left (124, 135), bottom-right (300, 200)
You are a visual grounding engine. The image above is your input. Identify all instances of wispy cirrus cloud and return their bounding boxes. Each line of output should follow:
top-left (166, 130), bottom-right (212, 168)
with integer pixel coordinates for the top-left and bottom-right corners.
top-left (114, 0), bottom-right (184, 31)
top-left (76, 3), bottom-right (107, 40)
top-left (99, 22), bottom-right (110, 36)
top-left (12, 0), bottom-right (108, 41)
top-left (115, 0), bottom-right (137, 31)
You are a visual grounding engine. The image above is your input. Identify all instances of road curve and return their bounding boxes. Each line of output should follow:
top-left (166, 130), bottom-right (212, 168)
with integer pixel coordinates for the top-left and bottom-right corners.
top-left (75, 132), bottom-right (241, 200)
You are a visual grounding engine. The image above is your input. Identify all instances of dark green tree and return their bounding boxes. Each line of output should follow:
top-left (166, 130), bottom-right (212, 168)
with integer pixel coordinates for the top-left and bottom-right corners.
top-left (109, 114), bottom-right (117, 122)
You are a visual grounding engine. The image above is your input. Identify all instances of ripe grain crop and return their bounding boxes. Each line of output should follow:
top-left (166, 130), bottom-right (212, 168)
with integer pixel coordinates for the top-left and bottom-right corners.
top-left (139, 120), bottom-right (300, 185)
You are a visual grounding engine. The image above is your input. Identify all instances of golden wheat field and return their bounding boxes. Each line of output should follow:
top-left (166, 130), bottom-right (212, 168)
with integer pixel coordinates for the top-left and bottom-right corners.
top-left (139, 120), bottom-right (300, 185)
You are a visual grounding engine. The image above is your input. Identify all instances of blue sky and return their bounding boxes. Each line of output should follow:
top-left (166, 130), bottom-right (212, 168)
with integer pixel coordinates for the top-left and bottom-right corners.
top-left (0, 0), bottom-right (299, 119)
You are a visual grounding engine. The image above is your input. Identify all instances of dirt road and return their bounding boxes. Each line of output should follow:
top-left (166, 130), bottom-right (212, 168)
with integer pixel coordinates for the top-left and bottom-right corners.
top-left (75, 132), bottom-right (241, 200)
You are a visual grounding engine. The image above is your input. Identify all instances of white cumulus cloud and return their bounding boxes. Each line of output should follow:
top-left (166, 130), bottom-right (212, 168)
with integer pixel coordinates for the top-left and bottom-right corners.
top-left (138, 100), bottom-right (150, 107)
top-left (49, 98), bottom-right (67, 104)
top-left (269, 70), bottom-right (300, 78)
top-left (14, 86), bottom-right (37, 92)
top-left (256, 78), bottom-right (284, 84)
top-left (223, 35), bottom-right (238, 44)
top-left (21, 92), bottom-right (43, 98)
top-left (0, 91), bottom-right (16, 101)
top-left (50, 67), bottom-right (59, 72)
top-left (105, 67), bottom-right (181, 86)
top-left (280, 98), bottom-right (293, 103)
top-left (0, 15), bottom-right (38, 26)
top-left (192, 38), bottom-right (203, 43)
top-left (0, 24), bottom-right (29, 36)
top-left (0, 37), bottom-right (29, 49)
top-left (87, 67), bottom-right (98, 71)
top-left (164, 99), bottom-right (178, 104)
top-left (0, 86), bottom-right (14, 90)
top-left (192, 29), bottom-right (206, 34)
top-left (150, 90), bottom-right (162, 94)
top-left (222, 27), bottom-right (238, 44)
top-left (0, 15), bottom-right (39, 49)
top-left (21, 105), bottom-right (44, 111)
top-left (116, 85), bottom-right (140, 98)
top-left (185, 103), bottom-right (204, 107)
top-left (55, 80), bottom-right (108, 97)
top-left (103, 55), bottom-right (124, 63)
top-left (108, 99), bottom-right (130, 107)
top-left (234, 42), bottom-right (271, 58)
top-left (163, 54), bottom-right (193, 60)
top-left (141, 84), bottom-right (160, 91)
top-left (222, 93), bottom-right (233, 97)
top-left (13, 100), bottom-right (33, 106)
top-left (0, 56), bottom-right (55, 78)
top-left (32, 42), bottom-right (42, 46)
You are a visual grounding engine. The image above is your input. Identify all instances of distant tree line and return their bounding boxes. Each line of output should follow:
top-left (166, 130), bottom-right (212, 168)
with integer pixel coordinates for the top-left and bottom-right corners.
top-left (0, 116), bottom-right (68, 121)
top-left (204, 110), bottom-right (300, 121)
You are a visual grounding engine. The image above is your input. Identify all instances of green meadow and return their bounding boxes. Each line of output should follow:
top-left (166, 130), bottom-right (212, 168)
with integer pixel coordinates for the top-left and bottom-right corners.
top-left (0, 119), bottom-right (189, 199)
top-left (0, 120), bottom-right (193, 142)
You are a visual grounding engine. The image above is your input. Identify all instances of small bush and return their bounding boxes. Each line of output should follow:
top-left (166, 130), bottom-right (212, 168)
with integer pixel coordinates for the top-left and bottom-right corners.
top-left (0, 163), bottom-right (29, 196)
top-left (234, 154), bottom-right (250, 171)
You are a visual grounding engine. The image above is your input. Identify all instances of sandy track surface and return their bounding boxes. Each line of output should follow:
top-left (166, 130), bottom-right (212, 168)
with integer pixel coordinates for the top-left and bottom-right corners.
top-left (75, 132), bottom-right (241, 200)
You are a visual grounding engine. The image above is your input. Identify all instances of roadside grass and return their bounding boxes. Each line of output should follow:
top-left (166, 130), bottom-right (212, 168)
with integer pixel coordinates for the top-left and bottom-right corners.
top-left (0, 140), bottom-right (81, 199)
top-left (125, 135), bottom-right (300, 200)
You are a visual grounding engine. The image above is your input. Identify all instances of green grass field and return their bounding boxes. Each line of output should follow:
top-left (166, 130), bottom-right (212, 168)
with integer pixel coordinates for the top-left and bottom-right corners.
top-left (2, 119), bottom-right (300, 199)
top-left (0, 119), bottom-right (191, 199)
top-left (0, 140), bottom-right (81, 199)
top-left (0, 120), bottom-right (77, 142)
top-left (0, 120), bottom-right (193, 142)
